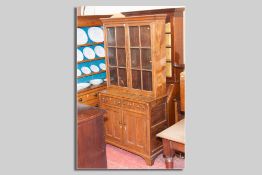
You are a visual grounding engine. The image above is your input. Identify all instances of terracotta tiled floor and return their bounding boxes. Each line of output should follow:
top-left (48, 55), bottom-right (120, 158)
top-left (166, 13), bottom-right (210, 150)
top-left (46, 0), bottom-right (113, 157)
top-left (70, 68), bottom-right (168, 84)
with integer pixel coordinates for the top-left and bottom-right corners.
top-left (106, 144), bottom-right (185, 169)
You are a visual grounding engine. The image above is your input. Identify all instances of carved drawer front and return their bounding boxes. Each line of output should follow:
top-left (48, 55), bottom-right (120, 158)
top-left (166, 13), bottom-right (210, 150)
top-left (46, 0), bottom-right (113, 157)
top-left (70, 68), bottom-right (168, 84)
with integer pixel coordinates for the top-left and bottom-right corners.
top-left (122, 100), bottom-right (147, 113)
top-left (100, 95), bottom-right (121, 107)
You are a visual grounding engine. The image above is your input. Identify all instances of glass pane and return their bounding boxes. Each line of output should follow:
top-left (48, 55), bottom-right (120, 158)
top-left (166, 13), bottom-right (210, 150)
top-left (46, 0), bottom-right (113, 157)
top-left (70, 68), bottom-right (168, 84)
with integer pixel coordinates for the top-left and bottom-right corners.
top-left (141, 48), bottom-right (152, 70)
top-left (107, 27), bottom-right (115, 46)
top-left (118, 68), bottom-right (127, 87)
top-left (166, 34), bottom-right (171, 46)
top-left (108, 47), bottom-right (116, 66)
top-left (166, 62), bottom-right (172, 77)
top-left (142, 71), bottom-right (152, 91)
top-left (132, 70), bottom-right (141, 89)
top-left (116, 27), bottom-right (125, 47)
top-left (131, 48), bottom-right (140, 69)
top-left (109, 67), bottom-right (118, 85)
top-left (165, 22), bottom-right (171, 33)
top-left (166, 48), bottom-right (171, 61)
top-left (129, 26), bottom-right (139, 47)
top-left (117, 48), bottom-right (126, 67)
top-left (140, 26), bottom-right (151, 47)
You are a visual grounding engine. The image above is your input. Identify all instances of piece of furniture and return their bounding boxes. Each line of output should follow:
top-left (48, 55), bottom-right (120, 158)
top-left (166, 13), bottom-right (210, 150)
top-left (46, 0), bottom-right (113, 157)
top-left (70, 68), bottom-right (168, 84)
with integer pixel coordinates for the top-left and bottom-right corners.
top-left (77, 84), bottom-right (106, 107)
top-left (77, 15), bottom-right (110, 107)
top-left (77, 103), bottom-right (107, 169)
top-left (99, 14), bottom-right (168, 165)
top-left (156, 119), bottom-right (185, 169)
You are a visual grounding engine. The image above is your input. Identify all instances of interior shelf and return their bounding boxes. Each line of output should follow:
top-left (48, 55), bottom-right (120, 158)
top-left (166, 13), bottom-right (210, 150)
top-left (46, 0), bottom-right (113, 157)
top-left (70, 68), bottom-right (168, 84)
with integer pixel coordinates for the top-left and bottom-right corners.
top-left (77, 42), bottom-right (104, 47)
top-left (77, 57), bottom-right (105, 64)
top-left (77, 70), bottom-right (106, 78)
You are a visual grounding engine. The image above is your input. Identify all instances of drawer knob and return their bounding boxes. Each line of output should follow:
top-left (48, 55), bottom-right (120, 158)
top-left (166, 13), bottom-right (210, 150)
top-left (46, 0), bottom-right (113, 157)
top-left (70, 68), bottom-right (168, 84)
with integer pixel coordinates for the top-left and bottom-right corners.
top-left (79, 98), bottom-right (83, 102)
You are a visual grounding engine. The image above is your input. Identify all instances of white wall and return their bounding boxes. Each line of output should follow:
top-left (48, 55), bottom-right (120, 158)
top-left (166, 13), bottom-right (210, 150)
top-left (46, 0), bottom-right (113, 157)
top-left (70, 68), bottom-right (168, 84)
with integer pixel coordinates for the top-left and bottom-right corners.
top-left (81, 6), bottom-right (185, 16)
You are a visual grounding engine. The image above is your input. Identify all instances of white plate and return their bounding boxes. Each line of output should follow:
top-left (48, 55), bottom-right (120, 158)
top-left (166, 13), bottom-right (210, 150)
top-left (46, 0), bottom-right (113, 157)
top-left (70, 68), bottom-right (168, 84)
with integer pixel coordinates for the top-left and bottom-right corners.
top-left (104, 78), bottom-right (107, 82)
top-left (77, 69), bottom-right (82, 76)
top-left (77, 49), bottom-right (84, 62)
top-left (99, 63), bottom-right (106, 70)
top-left (83, 47), bottom-right (95, 59)
top-left (81, 67), bottom-right (91, 74)
top-left (94, 45), bottom-right (105, 57)
top-left (77, 28), bottom-right (88, 45)
top-left (90, 65), bottom-right (100, 73)
top-left (77, 83), bottom-right (91, 91)
top-left (88, 27), bottom-right (104, 42)
top-left (90, 79), bottom-right (103, 85)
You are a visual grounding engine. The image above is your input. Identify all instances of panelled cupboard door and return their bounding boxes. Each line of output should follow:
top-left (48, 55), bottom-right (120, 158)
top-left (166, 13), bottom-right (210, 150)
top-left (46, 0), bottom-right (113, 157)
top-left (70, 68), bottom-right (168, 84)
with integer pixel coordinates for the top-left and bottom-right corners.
top-left (122, 110), bottom-right (147, 153)
top-left (103, 105), bottom-right (122, 144)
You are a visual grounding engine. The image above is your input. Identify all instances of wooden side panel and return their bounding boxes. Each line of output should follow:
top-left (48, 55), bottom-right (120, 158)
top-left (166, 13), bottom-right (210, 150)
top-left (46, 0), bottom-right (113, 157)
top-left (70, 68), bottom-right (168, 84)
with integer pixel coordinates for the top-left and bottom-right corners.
top-left (180, 72), bottom-right (185, 112)
top-left (153, 19), bottom-right (167, 98)
top-left (150, 101), bottom-right (168, 154)
top-left (102, 105), bottom-right (122, 144)
top-left (123, 110), bottom-right (147, 153)
top-left (151, 123), bottom-right (167, 154)
top-left (166, 84), bottom-right (175, 126)
top-left (151, 103), bottom-right (166, 125)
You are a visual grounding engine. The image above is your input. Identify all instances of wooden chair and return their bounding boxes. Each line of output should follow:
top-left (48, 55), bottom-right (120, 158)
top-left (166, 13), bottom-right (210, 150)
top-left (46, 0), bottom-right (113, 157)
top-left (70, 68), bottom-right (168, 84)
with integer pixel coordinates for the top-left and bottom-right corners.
top-left (156, 72), bottom-right (185, 169)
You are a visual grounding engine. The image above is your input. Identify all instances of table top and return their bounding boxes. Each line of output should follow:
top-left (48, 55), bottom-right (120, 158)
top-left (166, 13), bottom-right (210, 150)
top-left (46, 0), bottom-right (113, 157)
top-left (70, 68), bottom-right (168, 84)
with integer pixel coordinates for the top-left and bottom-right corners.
top-left (77, 103), bottom-right (105, 124)
top-left (156, 119), bottom-right (185, 144)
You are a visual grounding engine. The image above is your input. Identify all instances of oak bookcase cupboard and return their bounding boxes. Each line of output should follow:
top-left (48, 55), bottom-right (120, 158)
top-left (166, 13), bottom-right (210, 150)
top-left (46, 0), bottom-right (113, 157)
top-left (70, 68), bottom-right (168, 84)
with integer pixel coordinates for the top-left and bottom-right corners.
top-left (77, 16), bottom-right (110, 107)
top-left (99, 14), bottom-right (168, 165)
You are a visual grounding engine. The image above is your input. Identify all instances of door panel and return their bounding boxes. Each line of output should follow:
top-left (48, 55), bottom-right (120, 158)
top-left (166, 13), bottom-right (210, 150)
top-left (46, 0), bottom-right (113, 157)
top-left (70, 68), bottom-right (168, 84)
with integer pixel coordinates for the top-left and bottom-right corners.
top-left (102, 105), bottom-right (122, 144)
top-left (123, 110), bottom-right (147, 152)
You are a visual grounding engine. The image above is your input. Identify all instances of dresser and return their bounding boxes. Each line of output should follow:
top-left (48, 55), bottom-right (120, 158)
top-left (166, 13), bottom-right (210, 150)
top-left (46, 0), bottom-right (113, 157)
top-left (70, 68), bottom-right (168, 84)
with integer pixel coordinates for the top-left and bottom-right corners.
top-left (77, 104), bottom-right (107, 169)
top-left (99, 14), bottom-right (168, 165)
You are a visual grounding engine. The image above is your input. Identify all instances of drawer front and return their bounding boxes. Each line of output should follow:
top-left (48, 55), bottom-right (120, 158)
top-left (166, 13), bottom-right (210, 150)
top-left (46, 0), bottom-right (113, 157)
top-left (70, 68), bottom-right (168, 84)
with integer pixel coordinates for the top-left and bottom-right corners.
top-left (100, 95), bottom-right (121, 107)
top-left (85, 99), bottom-right (99, 107)
top-left (85, 91), bottom-right (99, 101)
top-left (77, 85), bottom-right (106, 104)
top-left (77, 95), bottom-right (88, 103)
top-left (122, 100), bottom-right (147, 113)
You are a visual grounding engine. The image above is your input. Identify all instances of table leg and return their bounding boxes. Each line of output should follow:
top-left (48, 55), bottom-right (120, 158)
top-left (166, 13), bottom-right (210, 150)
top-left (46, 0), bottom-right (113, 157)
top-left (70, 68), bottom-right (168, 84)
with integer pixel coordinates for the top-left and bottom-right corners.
top-left (162, 138), bottom-right (174, 169)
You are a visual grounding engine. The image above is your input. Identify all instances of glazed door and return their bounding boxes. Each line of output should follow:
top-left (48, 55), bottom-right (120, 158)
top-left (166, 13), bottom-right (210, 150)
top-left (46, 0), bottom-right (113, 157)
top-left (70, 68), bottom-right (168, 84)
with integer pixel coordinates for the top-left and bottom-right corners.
top-left (128, 25), bottom-right (153, 91)
top-left (102, 105), bottom-right (123, 144)
top-left (106, 26), bottom-right (128, 87)
top-left (122, 110), bottom-right (147, 152)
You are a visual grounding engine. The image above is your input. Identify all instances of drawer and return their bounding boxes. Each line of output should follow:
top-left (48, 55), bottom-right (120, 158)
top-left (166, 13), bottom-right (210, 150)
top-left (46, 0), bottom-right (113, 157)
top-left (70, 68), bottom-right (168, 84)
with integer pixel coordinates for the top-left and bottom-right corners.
top-left (85, 99), bottom-right (99, 107)
top-left (85, 91), bottom-right (99, 101)
top-left (78, 95), bottom-right (88, 103)
top-left (100, 95), bottom-right (121, 107)
top-left (78, 90), bottom-right (102, 104)
top-left (122, 100), bottom-right (147, 113)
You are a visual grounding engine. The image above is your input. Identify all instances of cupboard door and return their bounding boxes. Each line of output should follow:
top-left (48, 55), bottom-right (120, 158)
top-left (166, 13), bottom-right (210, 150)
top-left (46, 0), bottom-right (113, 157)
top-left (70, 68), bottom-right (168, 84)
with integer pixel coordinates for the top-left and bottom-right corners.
top-left (102, 105), bottom-right (123, 144)
top-left (122, 110), bottom-right (147, 152)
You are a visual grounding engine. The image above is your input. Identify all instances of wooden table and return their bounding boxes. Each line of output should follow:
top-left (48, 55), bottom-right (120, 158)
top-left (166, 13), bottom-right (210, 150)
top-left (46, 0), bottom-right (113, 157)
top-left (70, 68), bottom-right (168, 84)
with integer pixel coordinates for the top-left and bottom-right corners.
top-left (156, 119), bottom-right (185, 169)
